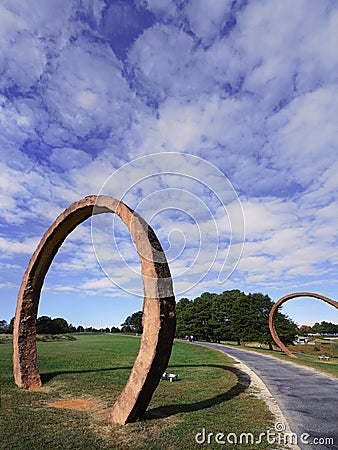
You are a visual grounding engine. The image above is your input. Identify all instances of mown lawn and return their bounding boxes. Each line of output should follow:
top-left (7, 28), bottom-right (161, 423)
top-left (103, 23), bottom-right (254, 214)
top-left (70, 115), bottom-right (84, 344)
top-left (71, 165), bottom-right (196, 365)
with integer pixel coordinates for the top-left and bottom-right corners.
top-left (1, 334), bottom-right (276, 449)
top-left (221, 341), bottom-right (338, 378)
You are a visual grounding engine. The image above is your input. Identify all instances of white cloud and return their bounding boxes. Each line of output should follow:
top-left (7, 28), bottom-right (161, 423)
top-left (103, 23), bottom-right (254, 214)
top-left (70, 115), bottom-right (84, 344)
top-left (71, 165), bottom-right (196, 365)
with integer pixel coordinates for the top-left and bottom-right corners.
top-left (235, 188), bottom-right (338, 286)
top-left (0, 4), bottom-right (46, 92)
top-left (241, 198), bottom-right (297, 240)
top-left (49, 147), bottom-right (92, 171)
top-left (128, 24), bottom-right (197, 102)
top-left (265, 86), bottom-right (338, 187)
top-left (43, 38), bottom-right (133, 139)
top-left (144, 0), bottom-right (177, 18)
top-left (185, 0), bottom-right (232, 46)
top-left (0, 1), bottom-right (337, 326)
top-left (0, 236), bottom-right (39, 256)
top-left (233, 0), bottom-right (338, 103)
top-left (81, 278), bottom-right (115, 290)
top-left (0, 281), bottom-right (16, 289)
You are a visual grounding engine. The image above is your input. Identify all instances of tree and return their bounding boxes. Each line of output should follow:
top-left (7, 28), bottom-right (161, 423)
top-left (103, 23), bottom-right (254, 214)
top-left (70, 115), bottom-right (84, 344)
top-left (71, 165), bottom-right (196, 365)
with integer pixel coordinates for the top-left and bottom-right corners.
top-left (175, 297), bottom-right (195, 338)
top-left (299, 325), bottom-right (312, 335)
top-left (176, 290), bottom-right (245, 342)
top-left (274, 312), bottom-right (299, 345)
top-left (68, 324), bottom-right (76, 333)
top-left (111, 326), bottom-right (120, 333)
top-left (121, 311), bottom-right (143, 333)
top-left (36, 316), bottom-right (72, 334)
top-left (51, 317), bottom-right (70, 334)
top-left (36, 316), bottom-right (54, 334)
top-left (174, 290), bottom-right (299, 348)
top-left (7, 317), bottom-right (14, 334)
top-left (188, 292), bottom-right (217, 341)
top-left (0, 320), bottom-right (8, 333)
top-left (312, 321), bottom-right (338, 335)
top-left (211, 290), bottom-right (240, 342)
top-left (230, 292), bottom-right (258, 345)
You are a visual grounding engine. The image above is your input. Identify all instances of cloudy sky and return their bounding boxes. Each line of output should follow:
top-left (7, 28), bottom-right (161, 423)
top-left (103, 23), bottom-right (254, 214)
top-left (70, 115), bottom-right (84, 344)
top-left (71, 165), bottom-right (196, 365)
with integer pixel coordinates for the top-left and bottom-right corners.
top-left (0, 0), bottom-right (337, 329)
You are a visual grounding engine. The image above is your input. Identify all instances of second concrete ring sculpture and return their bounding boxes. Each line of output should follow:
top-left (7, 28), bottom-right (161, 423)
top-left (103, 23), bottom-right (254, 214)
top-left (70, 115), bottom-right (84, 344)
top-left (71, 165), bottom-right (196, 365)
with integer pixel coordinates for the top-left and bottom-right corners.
top-left (269, 292), bottom-right (338, 358)
top-left (13, 195), bottom-right (176, 424)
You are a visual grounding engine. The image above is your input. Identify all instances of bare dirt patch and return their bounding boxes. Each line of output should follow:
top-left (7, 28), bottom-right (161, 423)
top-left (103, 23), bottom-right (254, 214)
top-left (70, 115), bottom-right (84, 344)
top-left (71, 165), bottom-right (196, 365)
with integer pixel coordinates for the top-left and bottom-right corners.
top-left (47, 398), bottom-right (101, 411)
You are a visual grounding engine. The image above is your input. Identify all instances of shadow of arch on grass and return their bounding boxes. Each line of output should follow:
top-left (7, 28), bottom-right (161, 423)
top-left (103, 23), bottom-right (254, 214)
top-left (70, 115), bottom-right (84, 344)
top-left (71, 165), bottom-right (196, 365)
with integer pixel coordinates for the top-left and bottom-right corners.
top-left (144, 364), bottom-right (250, 420)
top-left (40, 366), bottom-right (134, 384)
top-left (40, 363), bottom-right (250, 420)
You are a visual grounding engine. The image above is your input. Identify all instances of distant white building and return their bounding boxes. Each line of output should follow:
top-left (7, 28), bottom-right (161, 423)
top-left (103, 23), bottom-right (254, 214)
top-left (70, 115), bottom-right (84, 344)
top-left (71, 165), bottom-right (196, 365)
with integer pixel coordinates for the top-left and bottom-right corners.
top-left (294, 335), bottom-right (308, 344)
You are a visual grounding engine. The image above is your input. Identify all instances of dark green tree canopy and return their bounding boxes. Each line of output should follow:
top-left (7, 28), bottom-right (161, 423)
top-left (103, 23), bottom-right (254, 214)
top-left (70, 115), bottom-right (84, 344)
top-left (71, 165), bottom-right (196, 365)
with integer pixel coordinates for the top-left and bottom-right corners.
top-left (2, 317), bottom-right (121, 335)
top-left (0, 319), bottom-right (9, 333)
top-left (36, 316), bottom-right (75, 334)
top-left (121, 311), bottom-right (143, 334)
top-left (175, 290), bottom-right (299, 346)
top-left (311, 321), bottom-right (338, 335)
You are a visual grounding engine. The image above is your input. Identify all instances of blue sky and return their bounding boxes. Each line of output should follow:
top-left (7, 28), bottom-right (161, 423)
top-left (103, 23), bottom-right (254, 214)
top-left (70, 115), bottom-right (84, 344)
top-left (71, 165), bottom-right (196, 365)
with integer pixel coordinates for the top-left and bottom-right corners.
top-left (0, 0), bottom-right (337, 329)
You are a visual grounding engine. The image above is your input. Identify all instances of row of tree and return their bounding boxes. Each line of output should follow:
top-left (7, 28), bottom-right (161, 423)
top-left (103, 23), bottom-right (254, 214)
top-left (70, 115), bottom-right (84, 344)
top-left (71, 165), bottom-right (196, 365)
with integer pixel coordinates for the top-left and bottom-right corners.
top-left (108, 290), bottom-right (300, 347)
top-left (0, 312), bottom-right (144, 335)
top-left (299, 321), bottom-right (338, 335)
top-left (0, 317), bottom-right (121, 335)
top-left (175, 290), bottom-right (298, 347)
top-left (1, 291), bottom-right (335, 343)
top-left (120, 311), bottom-right (143, 334)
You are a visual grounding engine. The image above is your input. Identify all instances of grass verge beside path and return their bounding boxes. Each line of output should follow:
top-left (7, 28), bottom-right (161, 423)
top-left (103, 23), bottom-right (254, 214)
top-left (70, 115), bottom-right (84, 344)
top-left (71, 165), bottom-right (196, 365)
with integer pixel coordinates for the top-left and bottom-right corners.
top-left (1, 334), bottom-right (276, 450)
top-left (219, 342), bottom-right (338, 378)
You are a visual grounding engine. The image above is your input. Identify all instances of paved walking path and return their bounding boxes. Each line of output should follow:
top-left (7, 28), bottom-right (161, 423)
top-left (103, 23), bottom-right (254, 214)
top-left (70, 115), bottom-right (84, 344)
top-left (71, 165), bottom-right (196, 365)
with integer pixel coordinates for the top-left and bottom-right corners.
top-left (197, 342), bottom-right (338, 450)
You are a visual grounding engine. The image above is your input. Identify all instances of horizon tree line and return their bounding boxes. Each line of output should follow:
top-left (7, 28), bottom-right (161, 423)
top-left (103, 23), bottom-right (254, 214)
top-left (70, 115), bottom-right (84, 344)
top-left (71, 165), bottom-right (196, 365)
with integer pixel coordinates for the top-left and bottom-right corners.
top-left (1, 290), bottom-right (336, 343)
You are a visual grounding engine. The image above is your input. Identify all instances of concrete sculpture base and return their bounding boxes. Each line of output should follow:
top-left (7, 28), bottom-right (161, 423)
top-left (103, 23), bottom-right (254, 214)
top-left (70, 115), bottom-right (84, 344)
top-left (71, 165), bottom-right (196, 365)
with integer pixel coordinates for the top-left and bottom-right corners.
top-left (269, 292), bottom-right (337, 358)
top-left (13, 195), bottom-right (176, 424)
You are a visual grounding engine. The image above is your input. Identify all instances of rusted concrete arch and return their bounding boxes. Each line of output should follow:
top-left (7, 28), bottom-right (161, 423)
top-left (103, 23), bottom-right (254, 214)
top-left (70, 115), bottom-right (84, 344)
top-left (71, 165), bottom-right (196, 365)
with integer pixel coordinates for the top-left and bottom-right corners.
top-left (269, 292), bottom-right (338, 358)
top-left (13, 195), bottom-right (176, 424)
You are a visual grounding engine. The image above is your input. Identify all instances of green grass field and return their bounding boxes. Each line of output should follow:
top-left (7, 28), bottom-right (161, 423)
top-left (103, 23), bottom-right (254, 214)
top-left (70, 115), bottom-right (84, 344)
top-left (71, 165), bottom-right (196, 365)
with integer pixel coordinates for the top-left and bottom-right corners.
top-left (1, 334), bottom-right (276, 449)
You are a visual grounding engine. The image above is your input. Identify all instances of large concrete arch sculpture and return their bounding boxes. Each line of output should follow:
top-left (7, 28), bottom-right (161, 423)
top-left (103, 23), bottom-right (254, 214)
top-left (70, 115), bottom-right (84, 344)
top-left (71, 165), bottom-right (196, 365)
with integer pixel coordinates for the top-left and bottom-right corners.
top-left (269, 292), bottom-right (338, 358)
top-left (13, 195), bottom-right (176, 424)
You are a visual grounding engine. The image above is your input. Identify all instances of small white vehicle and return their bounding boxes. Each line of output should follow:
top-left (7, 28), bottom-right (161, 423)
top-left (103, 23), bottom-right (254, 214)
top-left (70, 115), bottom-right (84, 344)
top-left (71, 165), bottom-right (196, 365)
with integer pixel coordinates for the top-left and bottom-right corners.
top-left (162, 372), bottom-right (179, 382)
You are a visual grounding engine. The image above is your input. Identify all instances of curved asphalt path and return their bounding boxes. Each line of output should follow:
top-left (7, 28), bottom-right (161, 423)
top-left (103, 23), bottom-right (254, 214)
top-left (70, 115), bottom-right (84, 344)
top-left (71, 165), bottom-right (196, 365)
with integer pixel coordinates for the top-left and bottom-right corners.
top-left (197, 342), bottom-right (338, 450)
